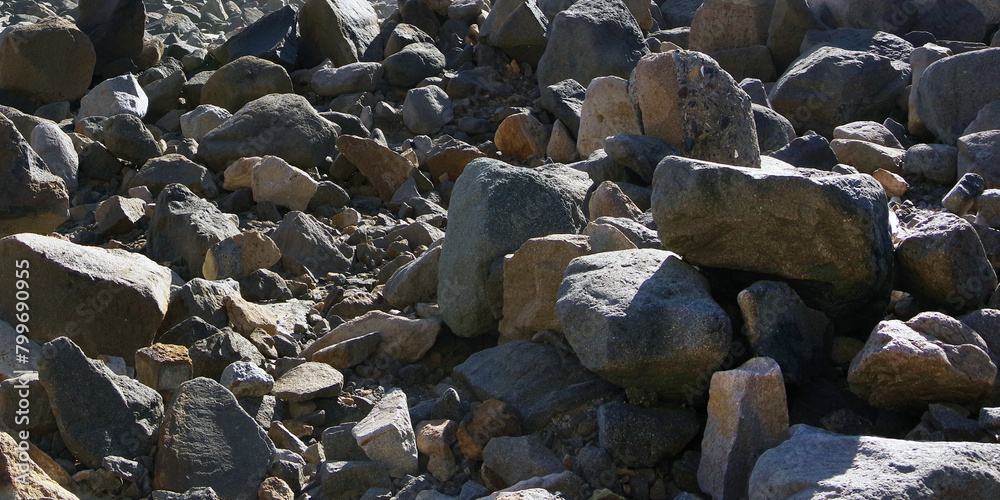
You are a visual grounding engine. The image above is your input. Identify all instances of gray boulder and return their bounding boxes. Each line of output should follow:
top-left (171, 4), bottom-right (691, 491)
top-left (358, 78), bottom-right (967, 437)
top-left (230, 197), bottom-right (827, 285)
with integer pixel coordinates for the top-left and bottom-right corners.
top-left (914, 48), bottom-right (1000, 145)
top-left (382, 43), bottom-right (446, 88)
top-left (352, 388), bottom-right (418, 478)
top-left (753, 104), bottom-right (795, 153)
top-left (959, 130), bottom-right (1000, 189)
top-left (130, 154), bottom-right (219, 198)
top-left (598, 401), bottom-right (700, 468)
top-left (146, 184), bottom-right (240, 278)
top-left (438, 159), bottom-right (590, 337)
top-left (271, 211), bottom-right (353, 277)
top-left (0, 114), bottom-right (69, 239)
top-left (556, 249), bottom-right (732, 400)
top-left (402, 86), bottom-right (453, 135)
top-left (298, 0), bottom-right (381, 68)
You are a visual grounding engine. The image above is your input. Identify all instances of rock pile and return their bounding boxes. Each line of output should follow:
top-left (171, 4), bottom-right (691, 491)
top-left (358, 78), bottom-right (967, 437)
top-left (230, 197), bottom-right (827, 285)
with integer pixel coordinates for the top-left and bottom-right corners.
top-left (0, 0), bottom-right (999, 499)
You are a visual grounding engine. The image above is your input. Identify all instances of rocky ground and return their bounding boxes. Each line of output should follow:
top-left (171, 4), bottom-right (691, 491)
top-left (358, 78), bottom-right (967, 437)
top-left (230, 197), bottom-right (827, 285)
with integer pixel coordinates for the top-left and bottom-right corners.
top-left (1, 0), bottom-right (1000, 498)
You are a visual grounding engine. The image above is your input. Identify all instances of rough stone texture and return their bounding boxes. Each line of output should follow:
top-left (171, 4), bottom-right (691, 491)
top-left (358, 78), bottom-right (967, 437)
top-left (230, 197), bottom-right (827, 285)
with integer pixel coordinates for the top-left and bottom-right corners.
top-left (499, 234), bottom-right (590, 342)
top-left (915, 48), bottom-right (1000, 145)
top-left (589, 181), bottom-right (642, 220)
top-left (0, 17), bottom-right (95, 104)
top-left (154, 378), bottom-right (276, 500)
top-left (482, 435), bottom-right (565, 489)
top-left (352, 388), bottom-right (418, 477)
top-left (270, 211), bottom-right (353, 276)
top-left (402, 85), bottom-right (453, 136)
top-left (753, 104), bottom-right (795, 154)
top-left (135, 343), bottom-right (193, 394)
top-left (201, 56), bottom-right (294, 113)
top-left (651, 156), bottom-right (893, 332)
top-left (0, 234), bottom-right (172, 359)
top-left (698, 357), bottom-right (788, 500)
top-left (77, 0), bottom-right (145, 69)
top-left (250, 155), bottom-right (319, 211)
top-left (438, 159), bottom-right (591, 337)
top-left (299, 0), bottom-right (381, 68)
top-left (598, 401), bottom-right (700, 468)
top-left (0, 114), bottom-right (69, 238)
top-left (79, 74), bottom-right (149, 120)
top-left (312, 62), bottom-right (383, 97)
top-left (199, 93), bottom-right (340, 172)
top-left (102, 113), bottom-right (162, 166)
top-left (750, 424), bottom-right (1000, 499)
top-left (213, 5), bottom-right (298, 68)
top-left (337, 134), bottom-right (414, 202)
top-left (833, 120), bottom-right (903, 149)
top-left (629, 50), bottom-right (760, 168)
top-left (385, 245), bottom-right (441, 309)
top-left (272, 362), bottom-right (343, 402)
top-left (847, 312), bottom-right (996, 411)
top-left (0, 430), bottom-right (79, 500)
top-left (203, 231), bottom-right (282, 281)
top-left (130, 154), bottom-right (218, 198)
top-left (766, 0), bottom-right (827, 72)
top-left (302, 311), bottom-right (440, 363)
top-left (319, 461), bottom-right (392, 500)
top-left (382, 43), bottom-right (446, 88)
top-left (556, 249), bottom-right (731, 399)
top-left (830, 138), bottom-right (904, 175)
top-left (146, 183), bottom-right (241, 279)
top-left (536, 0), bottom-right (648, 92)
top-left (689, 0), bottom-right (776, 53)
top-left (453, 340), bottom-right (620, 432)
top-left (907, 43), bottom-right (953, 139)
top-left (903, 143), bottom-right (958, 185)
top-left (576, 76), bottom-right (641, 158)
top-left (38, 337), bottom-right (163, 469)
top-left (895, 209), bottom-right (998, 313)
top-left (495, 111), bottom-right (548, 160)
top-left (959, 130), bottom-right (1000, 190)
top-left (181, 105), bottom-right (231, 142)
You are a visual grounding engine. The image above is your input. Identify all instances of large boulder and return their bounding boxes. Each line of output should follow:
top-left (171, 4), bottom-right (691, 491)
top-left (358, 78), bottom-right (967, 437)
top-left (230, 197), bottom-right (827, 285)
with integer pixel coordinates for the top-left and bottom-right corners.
top-left (438, 159), bottom-right (590, 337)
top-left (200, 56), bottom-right (294, 114)
top-left (0, 234), bottom-right (172, 359)
top-left (556, 249), bottom-right (732, 400)
top-left (689, 0), bottom-right (776, 53)
top-left (38, 337), bottom-right (163, 469)
top-left (914, 48), bottom-right (1000, 145)
top-left (0, 114), bottom-right (68, 238)
top-left (146, 184), bottom-right (241, 279)
top-left (750, 424), bottom-right (1000, 499)
top-left (0, 17), bottom-right (96, 104)
top-left (198, 94), bottom-right (340, 172)
top-left (154, 378), bottom-right (275, 500)
top-left (629, 51), bottom-right (760, 168)
top-left (298, 0), bottom-right (381, 68)
top-left (77, 0), bottom-right (146, 70)
top-left (651, 156), bottom-right (893, 332)
top-left (536, 0), bottom-right (648, 92)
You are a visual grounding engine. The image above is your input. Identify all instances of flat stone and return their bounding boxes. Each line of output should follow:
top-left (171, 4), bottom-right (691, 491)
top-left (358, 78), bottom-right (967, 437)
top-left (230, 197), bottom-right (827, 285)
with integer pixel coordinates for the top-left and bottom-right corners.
top-left (272, 362), bottom-right (344, 403)
top-left (302, 311), bottom-right (440, 363)
top-left (352, 388), bottom-right (419, 477)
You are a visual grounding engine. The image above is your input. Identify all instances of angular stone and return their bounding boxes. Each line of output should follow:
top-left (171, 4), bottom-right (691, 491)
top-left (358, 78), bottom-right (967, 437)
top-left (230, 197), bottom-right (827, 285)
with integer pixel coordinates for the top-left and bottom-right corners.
top-left (158, 278), bottom-right (240, 335)
top-left (154, 378), bottom-right (276, 500)
top-left (223, 294), bottom-right (279, 336)
top-left (382, 43), bottom-right (446, 88)
top-left (847, 312), bottom-right (996, 411)
top-left (30, 120), bottom-right (79, 193)
top-left (203, 231), bottom-right (282, 281)
top-left (959, 130), bottom-right (1000, 189)
top-left (272, 362), bottom-right (343, 403)
top-left (629, 51), bottom-right (760, 168)
top-left (402, 85), bottom-right (453, 136)
top-left (698, 357), bottom-right (788, 500)
top-left (146, 183), bottom-right (241, 278)
top-left (384, 245), bottom-right (441, 309)
top-left (220, 360), bottom-right (274, 398)
top-left (0, 116), bottom-right (69, 237)
top-left (130, 154), bottom-right (218, 198)
top-left (0, 234), bottom-right (172, 359)
top-left (540, 79), bottom-right (585, 137)
top-left (250, 155), bottom-right (319, 211)
top-left (766, 0), bottom-right (827, 72)
top-left (299, 0), bottom-right (381, 68)
top-left (499, 234), bottom-right (590, 342)
top-left (77, 0), bottom-right (145, 69)
top-left (102, 113), bottom-right (162, 166)
top-left (495, 111), bottom-right (548, 160)
top-left (598, 401), bottom-right (700, 468)
top-left (180, 104), bottom-right (231, 142)
top-left (337, 135), bottom-right (414, 202)
top-left (319, 461), bottom-right (392, 500)
top-left (0, 430), bottom-right (78, 500)
top-left (576, 76), bottom-right (640, 158)
top-left (312, 332), bottom-right (382, 370)
top-left (689, 0), bottom-right (776, 53)
top-left (0, 18), bottom-right (95, 104)
top-left (271, 211), bottom-right (353, 276)
top-left (214, 6), bottom-right (298, 68)
top-left (352, 388), bottom-right (418, 477)
top-left (38, 337), bottom-right (163, 468)
top-left (79, 74), bottom-right (148, 120)
top-left (482, 435), bottom-right (565, 489)
top-left (302, 311), bottom-right (440, 363)
top-left (201, 56), bottom-right (293, 114)
top-left (438, 159), bottom-right (590, 337)
top-left (312, 62), bottom-right (383, 97)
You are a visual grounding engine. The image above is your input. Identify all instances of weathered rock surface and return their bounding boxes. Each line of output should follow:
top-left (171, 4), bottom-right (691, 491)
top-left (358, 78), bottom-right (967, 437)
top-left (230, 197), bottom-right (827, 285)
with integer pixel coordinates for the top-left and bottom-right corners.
top-left (0, 114), bottom-right (69, 238)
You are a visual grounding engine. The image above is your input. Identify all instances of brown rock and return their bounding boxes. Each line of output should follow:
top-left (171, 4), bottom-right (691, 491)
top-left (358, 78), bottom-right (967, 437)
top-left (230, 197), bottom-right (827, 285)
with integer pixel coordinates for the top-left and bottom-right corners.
top-left (547, 119), bottom-right (579, 163)
top-left (0, 18), bottom-right (96, 104)
top-left (312, 332), bottom-right (382, 369)
top-left (0, 114), bottom-right (69, 239)
top-left (416, 419), bottom-right (458, 481)
top-left (201, 56), bottom-right (294, 113)
top-left (203, 230), bottom-right (282, 281)
top-left (456, 399), bottom-right (521, 460)
top-left (259, 476), bottom-right (295, 500)
top-left (0, 430), bottom-right (78, 500)
top-left (224, 295), bottom-right (280, 336)
top-left (495, 111), bottom-right (549, 160)
top-left (250, 155), bottom-right (319, 211)
top-left (337, 135), bottom-right (414, 201)
top-left (577, 76), bottom-right (641, 158)
top-left (272, 361), bottom-right (344, 402)
top-left (584, 222), bottom-right (638, 253)
top-left (223, 156), bottom-right (261, 190)
top-left (588, 181), bottom-right (642, 220)
top-left (135, 343), bottom-right (193, 394)
top-left (499, 234), bottom-right (591, 342)
top-left (95, 195), bottom-right (146, 235)
top-left (689, 0), bottom-right (776, 53)
top-left (872, 168), bottom-right (909, 198)
top-left (426, 137), bottom-right (485, 182)
top-left (831, 139), bottom-right (905, 175)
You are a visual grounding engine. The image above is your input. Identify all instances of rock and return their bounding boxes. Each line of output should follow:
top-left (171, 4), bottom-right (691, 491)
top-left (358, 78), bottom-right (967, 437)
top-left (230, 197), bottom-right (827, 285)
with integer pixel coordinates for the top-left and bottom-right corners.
top-left (102, 113), bottom-right (162, 166)
top-left (589, 182), bottom-right (642, 220)
top-left (224, 294), bottom-right (278, 337)
top-left (79, 74), bottom-right (149, 121)
top-left (943, 173), bottom-right (986, 216)
top-left (540, 79), bottom-right (586, 138)
top-left (833, 120), bottom-right (903, 149)
top-left (189, 331), bottom-right (264, 380)
top-left (906, 43), bottom-right (953, 138)
top-left (352, 388), bottom-right (418, 477)
top-left (768, 131), bottom-right (839, 171)
top-left (302, 311), bottom-right (441, 363)
top-left (651, 156), bottom-right (893, 331)
top-left (495, 111), bottom-right (548, 160)
top-left (959, 130), bottom-right (1000, 189)
top-left (271, 211), bottom-right (353, 276)
top-left (250, 155), bottom-right (319, 211)
top-left (272, 362), bottom-right (343, 402)
top-left (0, 115), bottom-right (68, 237)
top-left (770, 45), bottom-right (910, 138)
top-left (336, 134), bottom-right (413, 201)
top-left (0, 18), bottom-right (95, 104)
top-left (902, 143), bottom-right (958, 185)
top-left (220, 361), bottom-right (274, 398)
top-left (454, 341), bottom-right (619, 431)
top-left (382, 43), bottom-right (446, 88)
top-left (146, 183), bottom-right (241, 278)
top-left (576, 76), bottom-right (641, 158)
top-left (847, 312), bottom-right (996, 410)
top-left (384, 24), bottom-right (435, 57)
top-left (914, 48), bottom-right (1000, 145)
top-left (77, 0), bottom-right (145, 69)
top-left (299, 0), bottom-right (381, 68)
top-left (830, 138), bottom-right (904, 174)
top-left (213, 6), bottom-right (298, 68)
top-left (750, 424), bottom-right (1000, 498)
top-left (180, 105), bottom-right (231, 142)
top-left (203, 231), bottom-right (282, 281)
top-left (426, 137), bottom-right (485, 182)
top-left (201, 56), bottom-right (293, 114)
top-left (964, 100), bottom-right (1000, 137)
top-left (629, 51), bottom-right (760, 168)
top-left (319, 461), bottom-right (393, 500)
top-left (143, 68), bottom-right (187, 122)
top-left (38, 337), bottom-right (163, 468)
top-left (482, 0), bottom-right (550, 66)
top-left (198, 93), bottom-right (340, 173)
top-left (135, 343), bottom-right (193, 394)
top-left (547, 120), bottom-right (579, 163)
top-left (894, 209), bottom-right (997, 313)
top-left (154, 378), bottom-right (276, 500)
top-left (689, 0), bottom-right (775, 53)
top-left (259, 477), bottom-right (293, 500)
top-left (482, 435), bottom-right (565, 489)
top-left (402, 86), bottom-right (453, 135)
top-left (439, 159), bottom-right (590, 337)
top-left (29, 120), bottom-right (78, 192)
top-left (0, 234), bottom-right (172, 359)
top-left (698, 357), bottom-right (788, 500)
top-left (499, 234), bottom-right (590, 342)
top-left (536, 0), bottom-right (648, 92)
top-left (158, 278), bottom-right (240, 335)
top-left (0, 430), bottom-right (78, 500)
top-left (766, 0), bottom-right (827, 72)
top-left (752, 104), bottom-right (795, 154)
top-left (598, 401), bottom-right (700, 468)
top-left (556, 249), bottom-right (731, 399)
top-left (130, 154), bottom-right (218, 198)
top-left (384, 244), bottom-right (441, 308)
top-left (312, 62), bottom-right (383, 97)
top-left (312, 332), bottom-right (382, 369)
